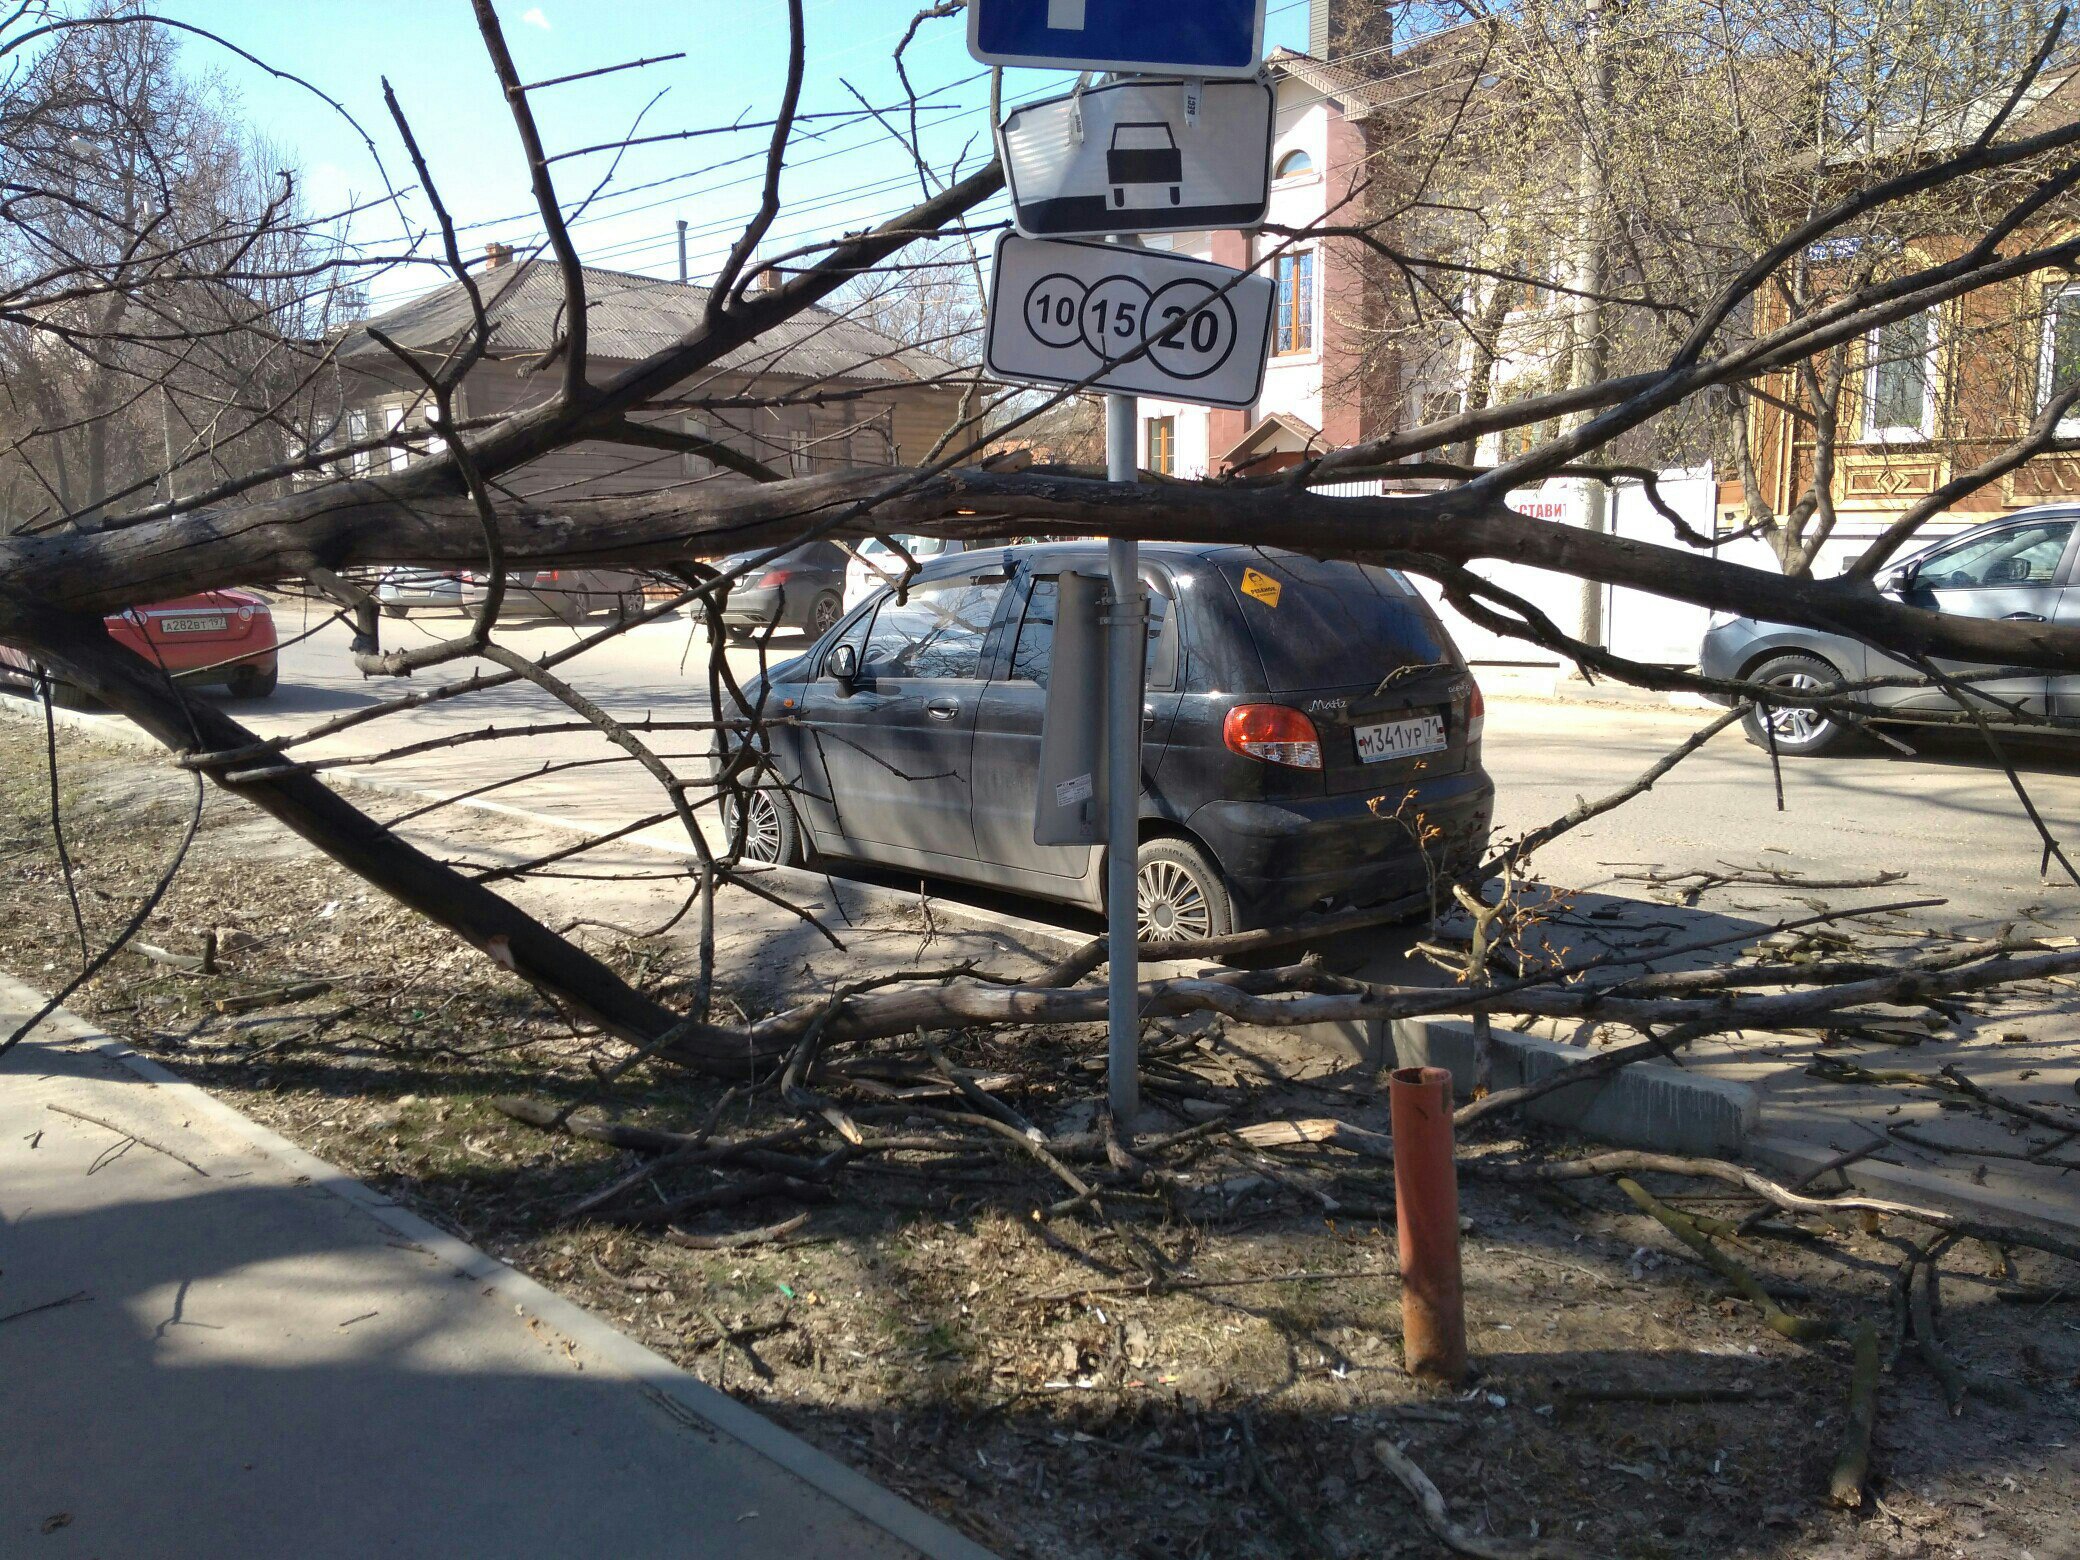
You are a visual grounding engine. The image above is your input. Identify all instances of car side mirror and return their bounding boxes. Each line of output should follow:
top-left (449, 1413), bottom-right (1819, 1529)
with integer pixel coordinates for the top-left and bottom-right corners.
top-left (825, 640), bottom-right (859, 691)
top-left (1881, 563), bottom-right (1917, 594)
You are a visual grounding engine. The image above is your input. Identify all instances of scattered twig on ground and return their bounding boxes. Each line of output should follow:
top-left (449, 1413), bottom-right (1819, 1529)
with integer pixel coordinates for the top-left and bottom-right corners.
top-left (1616, 1177), bottom-right (1835, 1343)
top-left (0, 1290), bottom-right (91, 1327)
top-left (662, 1212), bottom-right (810, 1251)
top-left (1829, 1321), bottom-right (1881, 1510)
top-left (1372, 1436), bottom-right (1593, 1559)
top-left (1239, 1407), bottom-right (1332, 1557)
top-left (45, 1103), bottom-right (210, 1177)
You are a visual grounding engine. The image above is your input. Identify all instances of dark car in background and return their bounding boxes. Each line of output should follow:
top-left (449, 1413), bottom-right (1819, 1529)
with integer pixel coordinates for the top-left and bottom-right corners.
top-left (0, 589), bottom-right (279, 704)
top-left (719, 543), bottom-right (1492, 937)
top-left (717, 542), bottom-right (849, 640)
top-left (1699, 506), bottom-right (2080, 754)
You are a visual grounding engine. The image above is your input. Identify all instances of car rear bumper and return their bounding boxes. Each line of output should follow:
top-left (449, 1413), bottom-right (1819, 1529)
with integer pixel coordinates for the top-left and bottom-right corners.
top-left (1187, 766), bottom-right (1494, 923)
top-left (1696, 621), bottom-right (1755, 702)
top-left (721, 586), bottom-right (787, 627)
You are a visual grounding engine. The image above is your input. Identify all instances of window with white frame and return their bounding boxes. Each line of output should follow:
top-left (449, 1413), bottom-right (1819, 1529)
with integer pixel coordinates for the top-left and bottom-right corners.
top-left (1863, 312), bottom-right (1936, 441)
top-left (2041, 283), bottom-right (2080, 433)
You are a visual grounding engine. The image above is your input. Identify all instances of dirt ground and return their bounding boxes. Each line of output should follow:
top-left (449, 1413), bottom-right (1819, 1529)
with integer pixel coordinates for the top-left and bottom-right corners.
top-left (4, 720), bottom-right (2079, 1560)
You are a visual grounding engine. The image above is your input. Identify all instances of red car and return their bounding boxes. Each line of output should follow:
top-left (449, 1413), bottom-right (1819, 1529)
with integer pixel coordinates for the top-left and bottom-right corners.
top-left (0, 588), bottom-right (279, 703)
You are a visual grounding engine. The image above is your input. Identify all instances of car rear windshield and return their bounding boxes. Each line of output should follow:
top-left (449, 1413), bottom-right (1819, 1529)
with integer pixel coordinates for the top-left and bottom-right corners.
top-left (1212, 554), bottom-right (1452, 692)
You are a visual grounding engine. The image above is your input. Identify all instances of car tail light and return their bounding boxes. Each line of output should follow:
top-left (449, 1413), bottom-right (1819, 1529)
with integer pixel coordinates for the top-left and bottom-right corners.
top-left (756, 569), bottom-right (793, 589)
top-left (237, 604), bottom-right (255, 621)
top-left (1224, 704), bottom-right (1321, 769)
top-left (538, 570), bottom-right (561, 583)
top-left (1467, 680), bottom-right (1485, 745)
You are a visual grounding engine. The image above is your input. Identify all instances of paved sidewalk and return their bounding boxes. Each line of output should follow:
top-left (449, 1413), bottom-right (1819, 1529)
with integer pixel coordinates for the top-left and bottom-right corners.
top-left (0, 980), bottom-right (995, 1560)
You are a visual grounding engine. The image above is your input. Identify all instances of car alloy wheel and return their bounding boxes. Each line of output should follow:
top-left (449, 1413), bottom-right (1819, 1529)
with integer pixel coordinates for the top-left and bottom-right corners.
top-left (731, 788), bottom-right (787, 863)
top-left (1763, 671), bottom-right (1832, 744)
top-left (809, 592), bottom-right (842, 638)
top-left (1137, 858), bottom-right (1213, 940)
top-left (1743, 652), bottom-right (1851, 755)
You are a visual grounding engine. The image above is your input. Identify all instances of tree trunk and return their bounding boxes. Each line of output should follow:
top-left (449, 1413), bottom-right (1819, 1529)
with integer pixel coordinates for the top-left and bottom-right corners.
top-left (24, 604), bottom-right (772, 1074)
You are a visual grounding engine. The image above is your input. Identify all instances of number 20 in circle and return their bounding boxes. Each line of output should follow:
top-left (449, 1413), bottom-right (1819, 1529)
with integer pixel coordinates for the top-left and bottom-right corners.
top-left (1142, 279), bottom-right (1239, 382)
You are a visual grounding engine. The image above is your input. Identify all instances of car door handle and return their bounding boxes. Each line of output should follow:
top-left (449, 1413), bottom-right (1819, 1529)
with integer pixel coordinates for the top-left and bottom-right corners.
top-left (2002, 611), bottom-right (2048, 622)
top-left (925, 697), bottom-right (961, 720)
top-left (1142, 705), bottom-right (1158, 727)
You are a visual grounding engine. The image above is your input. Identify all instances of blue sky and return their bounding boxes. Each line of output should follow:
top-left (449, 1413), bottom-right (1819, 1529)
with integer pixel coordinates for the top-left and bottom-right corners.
top-left (155, 1), bottom-right (1313, 312)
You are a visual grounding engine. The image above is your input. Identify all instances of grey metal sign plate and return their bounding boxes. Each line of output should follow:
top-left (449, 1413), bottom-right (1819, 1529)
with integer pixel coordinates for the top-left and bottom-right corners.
top-left (984, 233), bottom-right (1273, 410)
top-left (999, 76), bottom-right (1275, 240)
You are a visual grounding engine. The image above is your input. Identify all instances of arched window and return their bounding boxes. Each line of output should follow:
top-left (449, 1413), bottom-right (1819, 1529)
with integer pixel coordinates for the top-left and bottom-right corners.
top-left (1274, 148), bottom-right (1314, 179)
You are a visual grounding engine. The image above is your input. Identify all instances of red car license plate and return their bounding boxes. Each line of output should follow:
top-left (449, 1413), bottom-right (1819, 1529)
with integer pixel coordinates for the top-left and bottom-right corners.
top-left (159, 615), bottom-right (227, 634)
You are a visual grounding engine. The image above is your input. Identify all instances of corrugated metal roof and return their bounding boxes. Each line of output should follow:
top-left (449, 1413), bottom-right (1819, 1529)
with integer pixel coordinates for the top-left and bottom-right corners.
top-left (340, 260), bottom-right (958, 384)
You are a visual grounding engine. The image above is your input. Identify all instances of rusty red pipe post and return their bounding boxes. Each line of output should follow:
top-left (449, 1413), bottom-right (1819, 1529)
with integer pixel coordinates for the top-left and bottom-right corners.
top-left (1390, 1065), bottom-right (1466, 1384)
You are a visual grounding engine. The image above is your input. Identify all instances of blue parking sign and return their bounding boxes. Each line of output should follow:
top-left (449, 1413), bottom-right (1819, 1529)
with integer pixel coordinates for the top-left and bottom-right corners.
top-left (968, 0), bottom-right (1265, 77)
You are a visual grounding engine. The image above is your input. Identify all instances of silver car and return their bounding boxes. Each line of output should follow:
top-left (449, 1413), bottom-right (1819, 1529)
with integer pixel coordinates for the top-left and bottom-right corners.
top-left (375, 567), bottom-right (468, 617)
top-left (1698, 505), bottom-right (2080, 754)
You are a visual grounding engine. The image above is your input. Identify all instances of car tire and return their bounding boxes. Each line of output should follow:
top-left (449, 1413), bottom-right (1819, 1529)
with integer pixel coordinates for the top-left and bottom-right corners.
top-left (722, 778), bottom-right (804, 867)
top-left (1135, 836), bottom-right (1235, 943)
top-left (229, 663), bottom-right (279, 700)
top-left (1742, 652), bottom-right (1853, 756)
top-left (806, 591), bottom-right (842, 639)
top-left (380, 603), bottom-right (408, 619)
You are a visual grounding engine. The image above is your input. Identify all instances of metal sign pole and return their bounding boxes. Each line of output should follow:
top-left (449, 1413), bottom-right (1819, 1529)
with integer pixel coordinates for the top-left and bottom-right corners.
top-left (1104, 388), bottom-right (1143, 1123)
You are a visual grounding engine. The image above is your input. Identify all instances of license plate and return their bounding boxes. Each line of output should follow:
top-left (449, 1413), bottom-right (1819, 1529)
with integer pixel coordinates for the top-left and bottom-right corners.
top-left (159, 615), bottom-right (226, 634)
top-left (1354, 713), bottom-right (1447, 763)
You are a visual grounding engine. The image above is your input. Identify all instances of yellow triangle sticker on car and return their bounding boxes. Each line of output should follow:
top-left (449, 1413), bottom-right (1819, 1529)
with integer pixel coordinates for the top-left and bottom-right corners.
top-left (1239, 568), bottom-right (1282, 608)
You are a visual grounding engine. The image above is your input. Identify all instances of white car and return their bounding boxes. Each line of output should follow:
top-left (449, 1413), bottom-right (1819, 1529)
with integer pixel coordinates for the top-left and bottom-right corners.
top-left (842, 535), bottom-right (968, 612)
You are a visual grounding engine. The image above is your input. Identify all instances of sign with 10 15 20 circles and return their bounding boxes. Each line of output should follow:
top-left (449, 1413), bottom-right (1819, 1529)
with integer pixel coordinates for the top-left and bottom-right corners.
top-left (983, 234), bottom-right (1274, 410)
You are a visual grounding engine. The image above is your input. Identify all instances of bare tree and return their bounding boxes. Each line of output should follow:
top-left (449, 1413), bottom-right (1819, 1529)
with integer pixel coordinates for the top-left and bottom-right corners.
top-left (3, 2), bottom-right (2080, 1343)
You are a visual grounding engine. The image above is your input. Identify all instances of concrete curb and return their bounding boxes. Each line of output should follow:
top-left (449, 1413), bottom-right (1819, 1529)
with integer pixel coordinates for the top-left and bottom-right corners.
top-left (1745, 1129), bottom-right (2080, 1246)
top-left (1392, 1016), bottom-right (1760, 1158)
top-left (0, 974), bottom-right (999, 1560)
top-left (1541, 676), bottom-right (1718, 713)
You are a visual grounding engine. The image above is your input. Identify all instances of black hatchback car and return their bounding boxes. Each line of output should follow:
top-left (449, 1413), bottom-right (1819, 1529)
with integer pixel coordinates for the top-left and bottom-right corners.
top-left (721, 543), bottom-right (1493, 938)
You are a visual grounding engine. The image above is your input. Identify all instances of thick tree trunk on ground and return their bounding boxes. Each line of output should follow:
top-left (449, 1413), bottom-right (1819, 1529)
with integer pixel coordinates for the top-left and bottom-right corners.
top-left (18, 602), bottom-right (778, 1071)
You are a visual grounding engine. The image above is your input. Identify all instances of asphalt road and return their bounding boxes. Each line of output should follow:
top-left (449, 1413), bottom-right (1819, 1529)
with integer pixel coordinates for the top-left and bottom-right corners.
top-left (218, 602), bottom-right (2080, 938)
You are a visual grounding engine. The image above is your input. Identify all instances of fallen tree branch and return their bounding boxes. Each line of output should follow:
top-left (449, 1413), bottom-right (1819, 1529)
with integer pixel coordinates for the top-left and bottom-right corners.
top-left (1616, 1177), bottom-right (1835, 1342)
top-left (1474, 1150), bottom-right (2080, 1270)
top-left (1828, 1321), bottom-right (1881, 1510)
top-left (1372, 1436), bottom-right (1595, 1559)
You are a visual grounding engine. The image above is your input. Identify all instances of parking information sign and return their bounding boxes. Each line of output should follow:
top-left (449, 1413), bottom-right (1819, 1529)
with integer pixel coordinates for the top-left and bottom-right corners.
top-left (968, 0), bottom-right (1265, 77)
top-left (998, 76), bottom-right (1275, 239)
top-left (983, 233), bottom-right (1274, 409)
